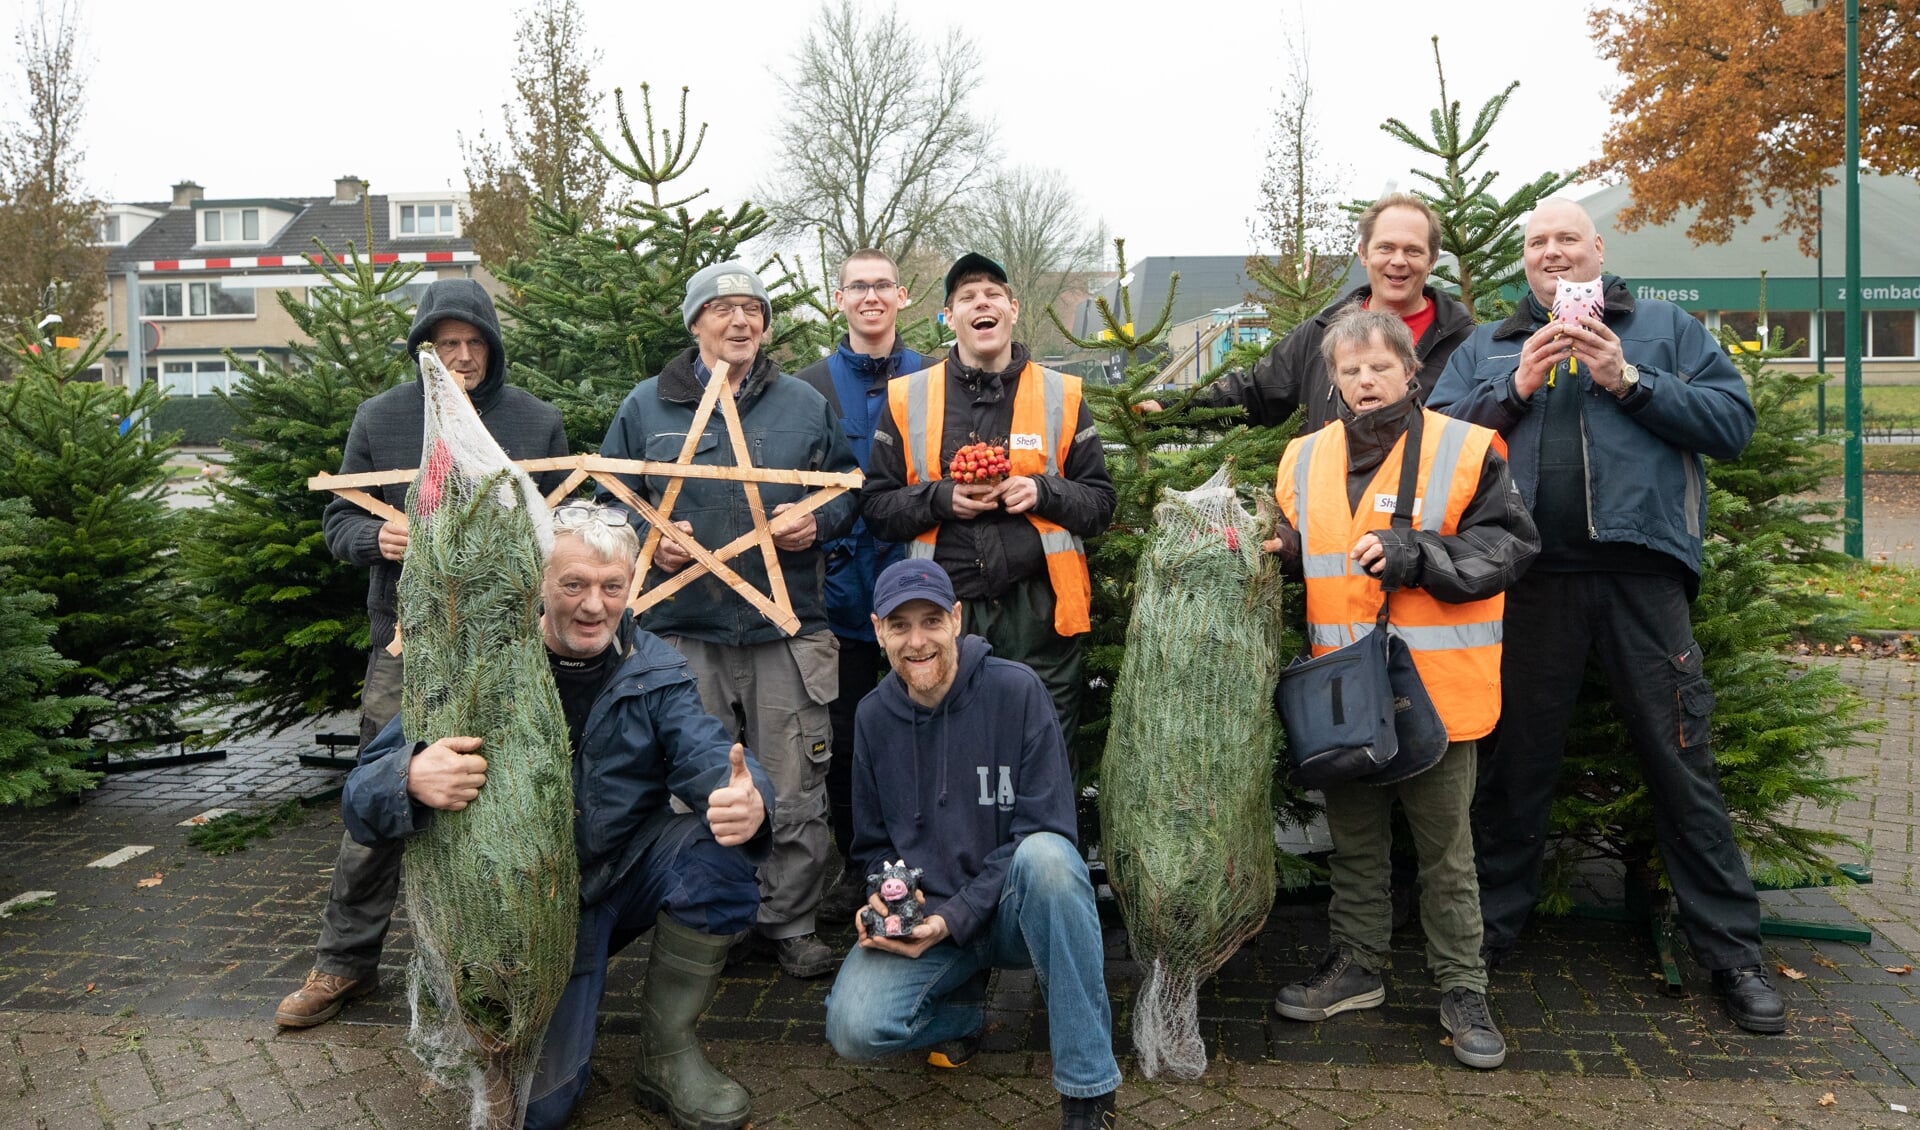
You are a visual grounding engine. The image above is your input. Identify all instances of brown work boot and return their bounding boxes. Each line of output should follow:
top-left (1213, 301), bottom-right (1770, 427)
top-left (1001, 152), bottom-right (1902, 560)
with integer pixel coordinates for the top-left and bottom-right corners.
top-left (275, 969), bottom-right (376, 1028)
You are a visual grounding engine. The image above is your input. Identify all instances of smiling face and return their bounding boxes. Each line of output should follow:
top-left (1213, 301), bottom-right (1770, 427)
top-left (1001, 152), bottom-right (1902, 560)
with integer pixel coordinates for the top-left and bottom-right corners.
top-left (540, 536), bottom-right (635, 659)
top-left (1358, 205), bottom-right (1435, 316)
top-left (837, 253), bottom-right (907, 347)
top-left (692, 295), bottom-right (766, 375)
top-left (1523, 199), bottom-right (1605, 307)
top-left (945, 275), bottom-right (1020, 372)
top-left (1330, 331), bottom-right (1416, 416)
top-left (430, 318), bottom-right (490, 391)
top-left (872, 597), bottom-right (963, 707)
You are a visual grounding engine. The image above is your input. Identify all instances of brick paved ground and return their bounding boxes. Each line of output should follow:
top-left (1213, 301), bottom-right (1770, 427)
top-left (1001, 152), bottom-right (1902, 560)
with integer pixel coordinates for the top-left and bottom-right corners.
top-left (2, 658), bottom-right (1918, 1128)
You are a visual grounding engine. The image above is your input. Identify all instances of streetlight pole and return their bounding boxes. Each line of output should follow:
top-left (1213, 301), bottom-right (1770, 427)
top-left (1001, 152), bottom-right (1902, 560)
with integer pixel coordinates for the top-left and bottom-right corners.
top-left (1841, 0), bottom-right (1862, 558)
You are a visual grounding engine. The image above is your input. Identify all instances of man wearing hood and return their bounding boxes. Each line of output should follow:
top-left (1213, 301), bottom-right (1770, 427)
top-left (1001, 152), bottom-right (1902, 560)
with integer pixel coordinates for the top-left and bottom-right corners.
top-left (862, 253), bottom-right (1116, 752)
top-left (1427, 199), bottom-right (1780, 1034)
top-left (278, 277), bottom-right (570, 1029)
top-left (598, 261), bottom-right (861, 980)
top-left (1147, 194), bottom-right (1473, 432)
top-left (824, 558), bottom-right (1121, 1130)
top-left (792, 248), bottom-right (931, 924)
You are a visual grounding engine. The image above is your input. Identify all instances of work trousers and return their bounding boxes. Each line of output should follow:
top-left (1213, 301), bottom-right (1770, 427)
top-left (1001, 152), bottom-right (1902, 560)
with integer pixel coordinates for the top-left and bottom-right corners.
top-left (666, 632), bottom-right (837, 939)
top-left (1474, 571), bottom-right (1763, 970)
top-left (1324, 740), bottom-right (1485, 992)
top-left (824, 832), bottom-right (1121, 1099)
top-left (963, 574), bottom-right (1086, 761)
top-left (313, 648), bottom-right (405, 980)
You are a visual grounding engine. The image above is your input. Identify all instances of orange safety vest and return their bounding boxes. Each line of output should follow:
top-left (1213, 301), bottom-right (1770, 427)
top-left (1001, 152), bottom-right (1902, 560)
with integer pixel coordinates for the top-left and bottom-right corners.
top-left (887, 361), bottom-right (1092, 636)
top-left (1274, 408), bottom-right (1505, 741)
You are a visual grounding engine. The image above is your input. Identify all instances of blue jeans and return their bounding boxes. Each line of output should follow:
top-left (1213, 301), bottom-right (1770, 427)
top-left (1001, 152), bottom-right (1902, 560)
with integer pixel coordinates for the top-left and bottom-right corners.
top-left (823, 832), bottom-right (1120, 1099)
top-left (524, 815), bottom-right (761, 1130)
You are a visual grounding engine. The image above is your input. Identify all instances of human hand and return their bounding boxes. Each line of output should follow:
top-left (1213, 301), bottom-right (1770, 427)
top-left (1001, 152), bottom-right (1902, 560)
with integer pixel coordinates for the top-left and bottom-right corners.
top-left (948, 481), bottom-right (1000, 520)
top-left (653, 520), bottom-right (697, 572)
top-left (406, 736), bottom-right (487, 810)
top-left (1515, 324), bottom-right (1574, 401)
top-left (377, 516), bottom-right (410, 561)
top-left (1351, 532), bottom-right (1387, 577)
top-left (858, 903), bottom-right (948, 959)
top-left (1567, 315), bottom-right (1629, 393)
top-left (997, 475), bottom-right (1040, 515)
top-left (705, 744), bottom-right (765, 847)
top-left (770, 502), bottom-right (817, 551)
top-left (1136, 399), bottom-right (1164, 414)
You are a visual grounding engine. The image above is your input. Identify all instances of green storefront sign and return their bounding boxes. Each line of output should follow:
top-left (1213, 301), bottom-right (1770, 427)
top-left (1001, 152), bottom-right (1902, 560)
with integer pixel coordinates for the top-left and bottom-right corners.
top-left (1623, 278), bottom-right (1920, 312)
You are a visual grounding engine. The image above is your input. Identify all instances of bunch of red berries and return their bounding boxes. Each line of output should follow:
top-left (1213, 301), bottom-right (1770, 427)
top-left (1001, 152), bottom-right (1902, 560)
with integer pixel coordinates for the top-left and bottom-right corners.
top-left (948, 442), bottom-right (1010, 484)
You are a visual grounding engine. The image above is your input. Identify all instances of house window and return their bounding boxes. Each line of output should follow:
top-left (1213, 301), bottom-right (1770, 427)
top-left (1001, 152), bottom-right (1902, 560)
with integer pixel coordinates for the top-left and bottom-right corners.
top-left (1822, 310), bottom-right (1919, 360)
top-left (399, 203), bottom-right (456, 236)
top-left (97, 215), bottom-right (121, 243)
top-left (141, 280), bottom-right (256, 318)
top-left (201, 208), bottom-right (260, 243)
top-left (150, 358), bottom-right (235, 398)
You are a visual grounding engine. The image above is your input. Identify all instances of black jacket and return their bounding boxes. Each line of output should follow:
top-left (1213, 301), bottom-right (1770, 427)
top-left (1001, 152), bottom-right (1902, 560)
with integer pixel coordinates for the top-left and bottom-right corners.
top-left (322, 281), bottom-right (570, 648)
top-left (1197, 285), bottom-right (1476, 433)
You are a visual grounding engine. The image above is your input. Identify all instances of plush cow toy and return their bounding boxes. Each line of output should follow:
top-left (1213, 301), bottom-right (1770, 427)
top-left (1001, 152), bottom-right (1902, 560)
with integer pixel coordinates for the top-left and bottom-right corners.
top-left (860, 859), bottom-right (926, 939)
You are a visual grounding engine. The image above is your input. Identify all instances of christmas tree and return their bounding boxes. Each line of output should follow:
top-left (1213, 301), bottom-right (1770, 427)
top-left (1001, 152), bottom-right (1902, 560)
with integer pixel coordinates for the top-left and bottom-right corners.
top-left (0, 497), bottom-right (105, 803)
top-left (177, 242), bottom-right (420, 736)
top-left (0, 331), bottom-right (196, 749)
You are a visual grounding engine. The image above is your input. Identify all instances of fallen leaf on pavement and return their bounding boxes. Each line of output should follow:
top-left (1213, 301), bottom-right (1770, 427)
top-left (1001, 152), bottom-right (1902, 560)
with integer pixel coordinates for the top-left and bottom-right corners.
top-left (1811, 954), bottom-right (1839, 970)
top-left (135, 871), bottom-right (163, 889)
top-left (1887, 964), bottom-right (1913, 975)
top-left (1440, 1036), bottom-right (1453, 1047)
top-left (1778, 963), bottom-right (1807, 981)
top-left (84, 983), bottom-right (95, 992)
top-left (1819, 1092), bottom-right (1836, 1107)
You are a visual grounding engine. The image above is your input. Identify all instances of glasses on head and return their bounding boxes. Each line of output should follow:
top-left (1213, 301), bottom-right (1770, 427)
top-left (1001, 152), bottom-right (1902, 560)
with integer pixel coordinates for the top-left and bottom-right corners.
top-left (839, 281), bottom-right (898, 296)
top-left (705, 300), bottom-right (765, 322)
top-left (553, 503), bottom-right (630, 530)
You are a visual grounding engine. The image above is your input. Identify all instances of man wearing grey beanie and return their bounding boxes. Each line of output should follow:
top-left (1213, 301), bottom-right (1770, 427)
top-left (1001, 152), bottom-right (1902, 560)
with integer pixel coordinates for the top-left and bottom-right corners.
top-left (599, 260), bottom-right (861, 980)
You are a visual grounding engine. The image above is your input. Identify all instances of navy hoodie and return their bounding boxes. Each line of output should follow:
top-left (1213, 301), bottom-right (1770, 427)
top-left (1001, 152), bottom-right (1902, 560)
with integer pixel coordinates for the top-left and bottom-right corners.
top-left (849, 634), bottom-right (1079, 946)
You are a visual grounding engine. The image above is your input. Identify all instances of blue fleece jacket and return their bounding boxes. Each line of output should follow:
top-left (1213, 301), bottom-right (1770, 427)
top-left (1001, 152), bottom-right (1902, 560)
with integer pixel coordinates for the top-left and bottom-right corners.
top-left (849, 634), bottom-right (1078, 946)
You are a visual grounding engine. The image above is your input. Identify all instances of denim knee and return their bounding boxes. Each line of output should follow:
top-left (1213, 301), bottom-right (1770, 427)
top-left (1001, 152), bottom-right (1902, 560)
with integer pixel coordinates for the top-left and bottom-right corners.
top-left (1008, 832), bottom-right (1085, 900)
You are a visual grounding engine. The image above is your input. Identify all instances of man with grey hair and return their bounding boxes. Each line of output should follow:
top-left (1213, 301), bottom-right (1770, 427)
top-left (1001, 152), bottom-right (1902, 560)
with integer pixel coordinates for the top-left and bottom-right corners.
top-left (1181, 193), bottom-right (1474, 433)
top-left (1427, 198), bottom-right (1778, 1034)
top-left (344, 501), bottom-right (776, 1130)
top-left (599, 260), bottom-right (861, 979)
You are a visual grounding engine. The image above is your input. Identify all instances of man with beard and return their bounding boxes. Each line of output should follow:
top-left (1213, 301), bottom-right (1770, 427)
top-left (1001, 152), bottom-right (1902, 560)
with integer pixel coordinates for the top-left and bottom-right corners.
top-left (598, 261), bottom-right (860, 979)
top-left (861, 253), bottom-right (1115, 751)
top-left (824, 558), bottom-right (1121, 1130)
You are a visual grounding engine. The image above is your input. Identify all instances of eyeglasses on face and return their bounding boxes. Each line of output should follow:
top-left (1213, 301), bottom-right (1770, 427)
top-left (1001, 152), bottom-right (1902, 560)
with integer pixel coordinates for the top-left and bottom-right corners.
top-left (553, 503), bottom-right (631, 529)
top-left (705, 300), bottom-right (766, 322)
top-left (838, 281), bottom-right (899, 296)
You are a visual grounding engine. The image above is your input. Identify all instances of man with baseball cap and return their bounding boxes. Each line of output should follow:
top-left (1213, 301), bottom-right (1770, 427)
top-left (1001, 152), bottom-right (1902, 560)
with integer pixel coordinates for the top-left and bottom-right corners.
top-left (861, 252), bottom-right (1115, 757)
top-left (599, 259), bottom-right (861, 979)
top-left (825, 558), bottom-right (1121, 1130)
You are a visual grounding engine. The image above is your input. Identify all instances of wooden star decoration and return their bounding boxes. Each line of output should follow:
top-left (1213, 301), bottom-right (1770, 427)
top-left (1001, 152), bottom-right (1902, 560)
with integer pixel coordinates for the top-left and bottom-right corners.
top-left (308, 358), bottom-right (863, 643)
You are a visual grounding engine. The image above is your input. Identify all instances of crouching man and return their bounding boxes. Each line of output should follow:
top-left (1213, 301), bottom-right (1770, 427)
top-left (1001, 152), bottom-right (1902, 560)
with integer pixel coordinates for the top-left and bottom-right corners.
top-left (824, 559), bottom-right (1121, 1130)
top-left (342, 503), bottom-right (774, 1130)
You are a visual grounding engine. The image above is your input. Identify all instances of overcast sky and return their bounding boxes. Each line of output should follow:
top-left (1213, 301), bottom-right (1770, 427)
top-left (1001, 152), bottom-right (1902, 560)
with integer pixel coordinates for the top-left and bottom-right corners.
top-left (54, 0), bottom-right (1623, 260)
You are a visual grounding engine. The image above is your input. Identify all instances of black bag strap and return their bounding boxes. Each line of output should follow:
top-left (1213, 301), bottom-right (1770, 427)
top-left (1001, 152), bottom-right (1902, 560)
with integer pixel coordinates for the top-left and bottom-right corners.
top-left (1376, 406), bottom-right (1425, 628)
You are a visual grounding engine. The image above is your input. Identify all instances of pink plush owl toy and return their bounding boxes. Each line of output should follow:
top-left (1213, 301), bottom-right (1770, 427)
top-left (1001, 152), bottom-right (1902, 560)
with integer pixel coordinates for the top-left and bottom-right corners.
top-left (1550, 278), bottom-right (1606, 384)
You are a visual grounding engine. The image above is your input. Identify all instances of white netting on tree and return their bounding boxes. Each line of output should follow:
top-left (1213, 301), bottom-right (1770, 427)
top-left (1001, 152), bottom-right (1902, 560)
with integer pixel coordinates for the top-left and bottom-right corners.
top-left (397, 347), bottom-right (575, 1129)
top-left (1099, 465), bottom-right (1283, 1080)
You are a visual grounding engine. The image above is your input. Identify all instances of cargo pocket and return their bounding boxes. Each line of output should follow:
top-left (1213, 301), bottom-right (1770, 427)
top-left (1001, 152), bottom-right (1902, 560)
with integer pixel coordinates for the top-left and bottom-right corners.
top-left (787, 631), bottom-right (842, 707)
top-left (1669, 641), bottom-right (1717, 749)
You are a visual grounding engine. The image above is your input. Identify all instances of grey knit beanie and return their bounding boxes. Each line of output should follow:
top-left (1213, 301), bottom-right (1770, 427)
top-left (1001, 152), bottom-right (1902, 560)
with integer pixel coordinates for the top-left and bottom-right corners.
top-left (682, 261), bottom-right (771, 331)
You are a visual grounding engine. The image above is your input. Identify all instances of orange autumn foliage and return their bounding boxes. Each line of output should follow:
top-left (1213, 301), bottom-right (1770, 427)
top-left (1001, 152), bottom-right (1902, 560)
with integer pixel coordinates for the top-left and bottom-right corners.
top-left (1587, 0), bottom-right (1920, 256)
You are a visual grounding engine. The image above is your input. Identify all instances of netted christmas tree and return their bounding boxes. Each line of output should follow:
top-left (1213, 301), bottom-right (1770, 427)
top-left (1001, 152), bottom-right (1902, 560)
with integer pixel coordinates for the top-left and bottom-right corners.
top-left (0, 496), bottom-right (106, 803)
top-left (1098, 467), bottom-right (1284, 1080)
top-left (501, 83), bottom-right (823, 452)
top-left (397, 348), bottom-right (577, 1129)
top-left (0, 331), bottom-right (197, 750)
top-left (178, 240), bottom-right (419, 736)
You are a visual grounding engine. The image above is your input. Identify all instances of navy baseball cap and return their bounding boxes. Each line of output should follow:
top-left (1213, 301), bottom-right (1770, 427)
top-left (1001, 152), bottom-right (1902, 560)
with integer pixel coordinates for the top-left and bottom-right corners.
top-left (943, 251), bottom-right (1009, 302)
top-left (872, 559), bottom-right (958, 618)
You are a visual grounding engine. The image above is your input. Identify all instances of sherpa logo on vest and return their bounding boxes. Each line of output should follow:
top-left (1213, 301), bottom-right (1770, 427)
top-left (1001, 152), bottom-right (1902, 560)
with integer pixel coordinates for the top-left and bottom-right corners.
top-left (1009, 433), bottom-right (1044, 451)
top-left (976, 765), bottom-right (1014, 808)
top-left (714, 273), bottom-right (756, 295)
top-left (1372, 493), bottom-right (1424, 516)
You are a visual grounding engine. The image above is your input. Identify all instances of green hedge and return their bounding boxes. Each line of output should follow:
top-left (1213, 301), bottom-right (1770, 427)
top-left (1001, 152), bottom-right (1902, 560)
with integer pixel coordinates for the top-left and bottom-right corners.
top-left (150, 396), bottom-right (241, 446)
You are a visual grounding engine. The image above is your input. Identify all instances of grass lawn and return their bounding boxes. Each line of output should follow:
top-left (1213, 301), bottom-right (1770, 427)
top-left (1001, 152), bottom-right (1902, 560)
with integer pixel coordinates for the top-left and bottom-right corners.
top-left (1804, 561), bottom-right (1920, 631)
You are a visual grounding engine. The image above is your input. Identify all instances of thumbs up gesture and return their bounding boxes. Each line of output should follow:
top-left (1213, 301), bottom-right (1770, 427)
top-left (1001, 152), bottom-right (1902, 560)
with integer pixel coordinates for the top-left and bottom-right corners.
top-left (705, 743), bottom-right (765, 847)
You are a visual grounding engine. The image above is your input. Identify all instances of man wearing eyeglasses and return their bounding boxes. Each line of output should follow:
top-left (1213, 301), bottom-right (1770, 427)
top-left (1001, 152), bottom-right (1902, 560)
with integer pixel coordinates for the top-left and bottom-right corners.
top-left (599, 260), bottom-right (861, 980)
top-left (344, 508), bottom-right (775, 1130)
top-left (279, 277), bottom-right (570, 1030)
top-left (792, 248), bottom-right (930, 925)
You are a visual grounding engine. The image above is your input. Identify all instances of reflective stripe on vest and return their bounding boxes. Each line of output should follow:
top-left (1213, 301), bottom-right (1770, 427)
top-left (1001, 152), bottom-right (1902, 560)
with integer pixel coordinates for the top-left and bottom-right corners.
top-left (887, 361), bottom-right (1092, 636)
top-left (1274, 407), bottom-right (1505, 740)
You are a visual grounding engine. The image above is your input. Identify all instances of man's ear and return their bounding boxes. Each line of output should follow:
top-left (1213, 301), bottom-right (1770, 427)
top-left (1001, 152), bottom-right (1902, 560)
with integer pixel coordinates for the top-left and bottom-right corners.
top-left (871, 612), bottom-right (884, 635)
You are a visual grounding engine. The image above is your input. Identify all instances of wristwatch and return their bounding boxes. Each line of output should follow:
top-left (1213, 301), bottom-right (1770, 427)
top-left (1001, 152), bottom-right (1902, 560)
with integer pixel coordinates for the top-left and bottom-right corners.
top-left (1615, 363), bottom-right (1641, 397)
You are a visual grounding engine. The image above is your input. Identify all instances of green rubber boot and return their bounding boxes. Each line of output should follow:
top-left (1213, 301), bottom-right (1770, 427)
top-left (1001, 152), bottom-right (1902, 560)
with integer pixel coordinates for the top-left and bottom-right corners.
top-left (632, 916), bottom-right (752, 1130)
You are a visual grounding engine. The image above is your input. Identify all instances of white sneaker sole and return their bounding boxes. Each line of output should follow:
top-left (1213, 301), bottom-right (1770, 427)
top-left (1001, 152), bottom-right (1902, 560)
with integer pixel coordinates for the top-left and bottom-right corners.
top-left (1273, 984), bottom-right (1386, 1021)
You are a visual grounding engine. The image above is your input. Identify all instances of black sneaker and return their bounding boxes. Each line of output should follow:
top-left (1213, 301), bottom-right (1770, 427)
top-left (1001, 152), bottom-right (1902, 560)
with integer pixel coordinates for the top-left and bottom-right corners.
top-left (1438, 986), bottom-right (1507, 1069)
top-left (1273, 946), bottom-right (1386, 1021)
top-left (774, 933), bottom-right (839, 979)
top-left (926, 1031), bottom-right (980, 1069)
top-left (1060, 1090), bottom-right (1116, 1130)
top-left (1711, 965), bottom-right (1787, 1034)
